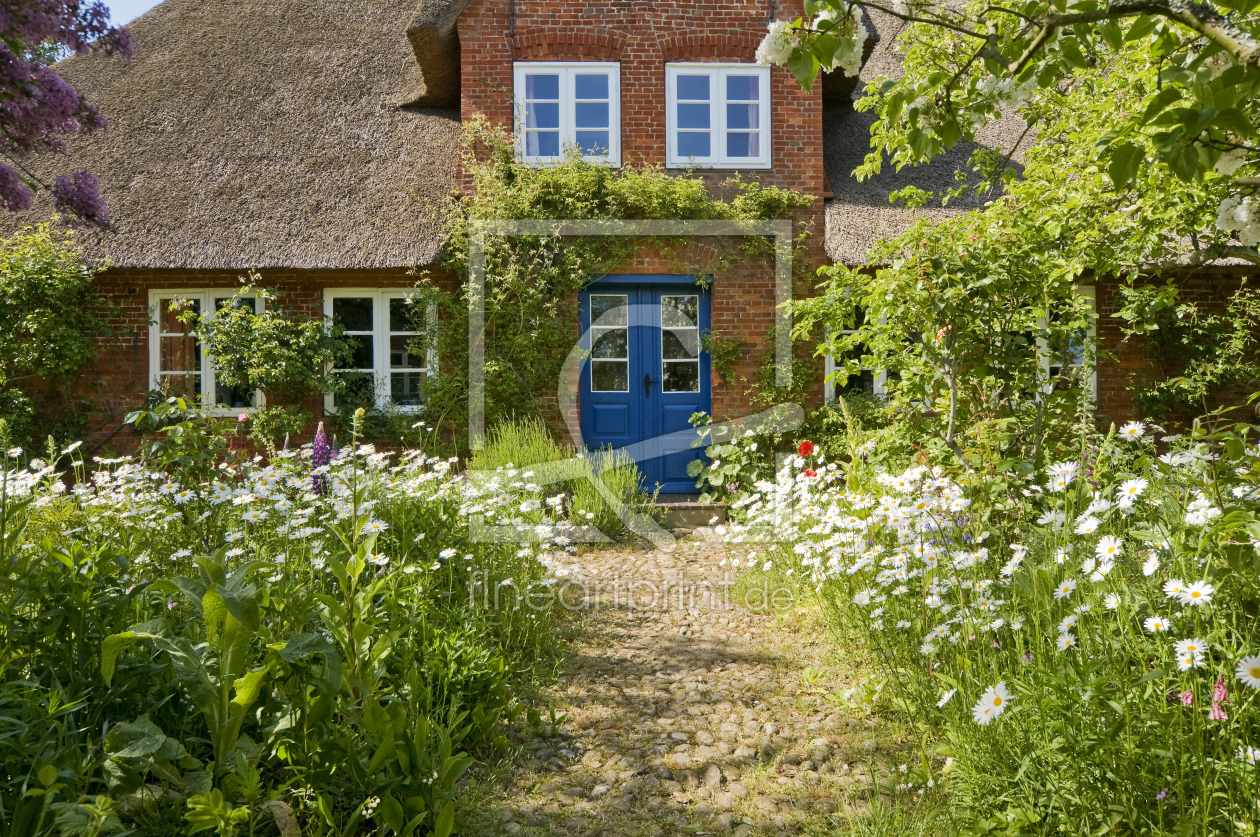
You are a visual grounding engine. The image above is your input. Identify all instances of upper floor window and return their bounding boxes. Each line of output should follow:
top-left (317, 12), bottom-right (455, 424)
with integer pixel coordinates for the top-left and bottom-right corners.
top-left (149, 290), bottom-right (264, 413)
top-left (666, 64), bottom-right (771, 169)
top-left (513, 62), bottom-right (620, 166)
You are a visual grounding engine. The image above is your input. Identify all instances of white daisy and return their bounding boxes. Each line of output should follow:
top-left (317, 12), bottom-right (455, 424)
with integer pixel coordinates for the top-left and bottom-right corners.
top-left (937, 689), bottom-right (956, 708)
top-left (1053, 578), bottom-right (1077, 600)
top-left (1178, 580), bottom-right (1214, 607)
top-left (1162, 578), bottom-right (1187, 599)
top-left (1104, 593), bottom-right (1121, 610)
top-left (1056, 632), bottom-right (1077, 651)
top-left (1144, 616), bottom-right (1170, 633)
top-left (1118, 421), bottom-right (1147, 440)
top-left (1142, 555), bottom-right (1160, 577)
top-left (1075, 516), bottom-right (1101, 535)
top-left (1236, 655), bottom-right (1260, 690)
top-left (971, 682), bottom-right (1012, 725)
top-left (1119, 477), bottom-right (1148, 498)
top-left (1095, 535), bottom-right (1123, 560)
top-left (1174, 637), bottom-right (1207, 658)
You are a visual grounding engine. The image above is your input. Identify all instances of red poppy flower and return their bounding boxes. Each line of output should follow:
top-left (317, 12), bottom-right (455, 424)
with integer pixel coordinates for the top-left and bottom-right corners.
top-left (804, 468), bottom-right (817, 478)
top-left (797, 440), bottom-right (815, 457)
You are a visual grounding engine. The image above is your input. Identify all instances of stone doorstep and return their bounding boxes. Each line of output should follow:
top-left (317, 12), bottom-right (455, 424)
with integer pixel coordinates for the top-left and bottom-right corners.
top-left (655, 501), bottom-right (726, 530)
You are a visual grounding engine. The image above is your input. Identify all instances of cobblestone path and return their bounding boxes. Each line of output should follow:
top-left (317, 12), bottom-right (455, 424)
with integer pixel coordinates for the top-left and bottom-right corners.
top-left (470, 532), bottom-right (900, 836)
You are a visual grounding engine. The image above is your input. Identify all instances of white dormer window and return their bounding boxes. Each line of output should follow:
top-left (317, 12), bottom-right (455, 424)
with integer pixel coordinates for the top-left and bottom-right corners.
top-left (665, 64), bottom-right (771, 169)
top-left (513, 62), bottom-right (620, 165)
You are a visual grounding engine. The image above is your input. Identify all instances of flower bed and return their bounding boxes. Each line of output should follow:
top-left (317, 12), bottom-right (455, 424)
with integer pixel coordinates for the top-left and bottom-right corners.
top-left (721, 422), bottom-right (1260, 835)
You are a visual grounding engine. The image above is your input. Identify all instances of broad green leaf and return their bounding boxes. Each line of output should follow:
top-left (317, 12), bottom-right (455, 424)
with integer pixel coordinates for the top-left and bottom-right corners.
top-left (231, 667), bottom-right (270, 709)
top-left (1107, 143), bottom-right (1143, 189)
top-left (433, 801), bottom-right (456, 837)
top-left (106, 717), bottom-right (166, 759)
top-left (1141, 87), bottom-right (1183, 125)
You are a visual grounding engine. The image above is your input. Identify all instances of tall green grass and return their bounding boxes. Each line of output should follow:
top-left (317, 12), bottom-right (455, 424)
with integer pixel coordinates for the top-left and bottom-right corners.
top-left (470, 417), bottom-right (654, 538)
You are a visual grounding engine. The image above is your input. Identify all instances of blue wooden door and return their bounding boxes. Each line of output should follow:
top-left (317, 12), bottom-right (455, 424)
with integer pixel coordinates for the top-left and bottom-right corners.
top-left (579, 281), bottom-right (710, 494)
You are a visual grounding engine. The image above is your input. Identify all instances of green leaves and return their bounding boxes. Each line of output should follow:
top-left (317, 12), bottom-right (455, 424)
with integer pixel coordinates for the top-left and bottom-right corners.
top-left (1107, 143), bottom-right (1144, 188)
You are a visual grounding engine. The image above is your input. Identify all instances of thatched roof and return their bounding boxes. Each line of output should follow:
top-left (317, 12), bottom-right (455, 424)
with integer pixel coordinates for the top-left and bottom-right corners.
top-left (824, 7), bottom-right (1028, 265)
top-left (2, 0), bottom-right (461, 269)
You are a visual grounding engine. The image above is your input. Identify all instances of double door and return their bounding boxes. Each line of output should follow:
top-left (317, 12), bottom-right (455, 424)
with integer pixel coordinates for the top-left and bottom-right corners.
top-left (579, 282), bottom-right (711, 495)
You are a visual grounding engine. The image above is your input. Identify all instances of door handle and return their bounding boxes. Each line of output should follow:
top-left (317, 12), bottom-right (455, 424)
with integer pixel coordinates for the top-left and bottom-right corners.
top-left (644, 373), bottom-right (658, 398)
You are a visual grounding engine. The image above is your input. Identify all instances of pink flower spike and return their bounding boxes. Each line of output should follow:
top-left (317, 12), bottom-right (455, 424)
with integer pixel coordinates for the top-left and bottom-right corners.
top-left (1210, 701), bottom-right (1229, 721)
top-left (238, 413), bottom-right (249, 423)
top-left (1213, 675), bottom-right (1229, 704)
top-left (1179, 690), bottom-right (1194, 706)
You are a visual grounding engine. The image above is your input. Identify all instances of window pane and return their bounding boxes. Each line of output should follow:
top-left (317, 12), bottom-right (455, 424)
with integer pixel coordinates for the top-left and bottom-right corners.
top-left (676, 74), bottom-right (710, 100)
top-left (525, 101), bottom-right (559, 129)
top-left (575, 101), bottom-right (609, 128)
top-left (726, 75), bottom-right (759, 101)
top-left (333, 371), bottom-right (375, 408)
top-left (214, 381), bottom-right (257, 410)
top-left (333, 297), bottom-right (373, 331)
top-left (526, 131), bottom-right (560, 157)
top-left (389, 297), bottom-right (424, 332)
top-left (525, 73), bottom-right (559, 100)
top-left (662, 328), bottom-right (698, 359)
top-left (391, 372), bottom-right (425, 405)
top-left (662, 361), bottom-right (699, 392)
top-left (343, 334), bottom-right (373, 370)
top-left (677, 132), bottom-right (710, 158)
top-left (214, 296), bottom-right (255, 312)
top-left (390, 335), bottom-right (424, 369)
top-left (159, 298), bottom-right (199, 333)
top-left (159, 373), bottom-right (201, 399)
top-left (591, 360), bottom-right (628, 391)
top-left (576, 131), bottom-right (610, 155)
top-left (160, 335), bottom-right (200, 372)
top-left (727, 132), bottom-right (759, 158)
top-left (726, 103), bottom-right (759, 130)
top-left (677, 103), bottom-right (710, 130)
top-left (591, 328), bottom-right (627, 359)
top-left (661, 295), bottom-right (698, 327)
top-left (590, 294), bottom-right (627, 325)
top-left (574, 73), bottom-right (608, 99)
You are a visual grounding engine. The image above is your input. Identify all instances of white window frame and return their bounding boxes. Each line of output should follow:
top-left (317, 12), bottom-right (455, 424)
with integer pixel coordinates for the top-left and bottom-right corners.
top-left (323, 289), bottom-right (437, 415)
top-left (513, 62), bottom-right (621, 166)
top-left (665, 63), bottom-right (772, 170)
top-left (148, 290), bottom-right (265, 414)
top-left (824, 346), bottom-right (888, 401)
top-left (1039, 285), bottom-right (1097, 401)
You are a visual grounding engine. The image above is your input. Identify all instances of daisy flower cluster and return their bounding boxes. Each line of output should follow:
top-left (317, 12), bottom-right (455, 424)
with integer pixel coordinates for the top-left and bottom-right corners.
top-left (717, 422), bottom-right (1260, 829)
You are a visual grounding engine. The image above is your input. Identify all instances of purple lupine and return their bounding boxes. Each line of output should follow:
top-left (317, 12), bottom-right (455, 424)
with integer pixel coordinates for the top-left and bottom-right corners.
top-left (312, 421), bottom-right (330, 495)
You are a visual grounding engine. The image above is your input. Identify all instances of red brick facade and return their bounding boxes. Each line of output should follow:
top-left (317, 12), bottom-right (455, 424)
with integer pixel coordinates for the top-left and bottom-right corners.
top-left (458, 0), bottom-right (829, 439)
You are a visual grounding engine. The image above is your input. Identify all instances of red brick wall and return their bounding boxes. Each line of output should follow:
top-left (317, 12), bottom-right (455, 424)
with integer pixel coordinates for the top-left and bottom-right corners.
top-left (457, 0), bottom-right (829, 432)
top-left (70, 266), bottom-right (455, 456)
top-left (1095, 270), bottom-right (1254, 427)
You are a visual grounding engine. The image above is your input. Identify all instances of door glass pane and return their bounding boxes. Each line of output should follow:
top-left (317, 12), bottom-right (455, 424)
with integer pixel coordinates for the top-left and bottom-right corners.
top-left (661, 295), bottom-right (699, 392)
top-left (575, 101), bottom-right (608, 128)
top-left (677, 132), bottom-right (710, 158)
top-left (660, 296), bottom-right (698, 327)
top-left (589, 294), bottom-right (628, 392)
top-left (591, 361), bottom-right (628, 392)
top-left (576, 132), bottom-right (610, 155)
top-left (333, 297), bottom-right (373, 332)
top-left (677, 103), bottom-right (710, 130)
top-left (592, 329), bottom-right (627, 358)
top-left (526, 131), bottom-right (561, 157)
top-left (662, 362), bottom-right (699, 392)
top-left (590, 295), bottom-right (627, 326)
top-left (526, 101), bottom-right (560, 129)
top-left (726, 103), bottom-right (759, 130)
top-left (662, 329), bottom-right (698, 359)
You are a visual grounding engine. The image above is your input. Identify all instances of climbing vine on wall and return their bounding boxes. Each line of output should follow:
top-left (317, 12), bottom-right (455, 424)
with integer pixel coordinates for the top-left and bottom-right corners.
top-left (413, 118), bottom-right (814, 450)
